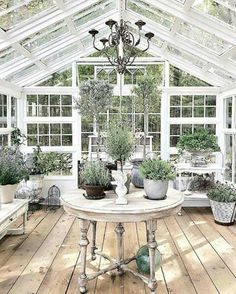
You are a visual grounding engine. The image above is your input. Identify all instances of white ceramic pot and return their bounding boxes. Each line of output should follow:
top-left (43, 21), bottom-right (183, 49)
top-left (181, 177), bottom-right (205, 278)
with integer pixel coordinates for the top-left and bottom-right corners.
top-left (0, 184), bottom-right (18, 204)
top-left (143, 179), bottom-right (168, 200)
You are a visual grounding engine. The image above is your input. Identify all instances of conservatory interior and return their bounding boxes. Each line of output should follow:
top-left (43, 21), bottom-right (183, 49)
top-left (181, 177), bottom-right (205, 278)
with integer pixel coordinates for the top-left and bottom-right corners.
top-left (1, 0), bottom-right (236, 293)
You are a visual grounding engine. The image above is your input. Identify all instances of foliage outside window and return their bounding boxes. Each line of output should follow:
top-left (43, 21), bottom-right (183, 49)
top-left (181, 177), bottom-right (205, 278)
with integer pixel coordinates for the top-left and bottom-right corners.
top-left (170, 94), bottom-right (216, 118)
top-left (170, 66), bottom-right (211, 87)
top-left (37, 68), bottom-right (72, 86)
top-left (26, 94), bottom-right (72, 117)
top-left (27, 123), bottom-right (72, 147)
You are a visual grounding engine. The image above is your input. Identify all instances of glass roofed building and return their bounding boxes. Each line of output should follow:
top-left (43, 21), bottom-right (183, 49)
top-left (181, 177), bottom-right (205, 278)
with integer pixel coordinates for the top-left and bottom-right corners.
top-left (1, 2), bottom-right (236, 292)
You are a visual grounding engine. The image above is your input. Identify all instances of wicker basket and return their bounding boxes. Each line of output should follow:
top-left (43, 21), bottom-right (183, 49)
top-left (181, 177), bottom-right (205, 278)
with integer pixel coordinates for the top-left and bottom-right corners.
top-left (210, 199), bottom-right (236, 226)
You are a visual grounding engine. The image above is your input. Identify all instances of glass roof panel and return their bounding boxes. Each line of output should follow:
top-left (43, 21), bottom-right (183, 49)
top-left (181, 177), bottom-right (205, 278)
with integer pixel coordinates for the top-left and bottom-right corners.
top-left (41, 43), bottom-right (81, 66)
top-left (0, 0), bottom-right (55, 31)
top-left (129, 26), bottom-right (164, 48)
top-left (214, 0), bottom-right (236, 11)
top-left (173, 0), bottom-right (186, 3)
top-left (6, 63), bottom-right (38, 82)
top-left (209, 64), bottom-right (235, 82)
top-left (73, 0), bottom-right (116, 29)
top-left (193, 0), bottom-right (236, 28)
top-left (20, 20), bottom-right (68, 52)
top-left (167, 45), bottom-right (208, 68)
top-left (0, 47), bottom-right (22, 66)
top-left (127, 0), bottom-right (175, 30)
top-left (178, 21), bottom-right (233, 55)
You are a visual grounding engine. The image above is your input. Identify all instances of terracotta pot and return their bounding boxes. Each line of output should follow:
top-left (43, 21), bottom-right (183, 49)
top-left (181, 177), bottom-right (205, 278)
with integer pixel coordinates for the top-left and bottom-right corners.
top-left (83, 185), bottom-right (105, 200)
top-left (0, 184), bottom-right (18, 204)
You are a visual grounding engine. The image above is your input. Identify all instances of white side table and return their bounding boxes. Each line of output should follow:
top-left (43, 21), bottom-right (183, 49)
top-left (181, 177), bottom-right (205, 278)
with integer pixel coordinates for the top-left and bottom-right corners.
top-left (61, 188), bottom-right (183, 293)
top-left (0, 199), bottom-right (28, 240)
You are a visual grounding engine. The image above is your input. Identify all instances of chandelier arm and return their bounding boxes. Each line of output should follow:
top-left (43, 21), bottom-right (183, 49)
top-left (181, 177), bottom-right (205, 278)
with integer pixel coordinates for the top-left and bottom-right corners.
top-left (102, 49), bottom-right (116, 66)
top-left (92, 36), bottom-right (103, 52)
top-left (126, 32), bottom-right (136, 63)
top-left (142, 38), bottom-right (150, 53)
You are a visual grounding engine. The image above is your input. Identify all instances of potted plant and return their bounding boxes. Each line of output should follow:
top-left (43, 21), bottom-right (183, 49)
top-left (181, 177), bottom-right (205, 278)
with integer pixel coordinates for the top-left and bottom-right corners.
top-left (80, 161), bottom-right (111, 199)
top-left (105, 121), bottom-right (135, 173)
top-left (74, 79), bottom-right (113, 160)
top-left (139, 159), bottom-right (176, 200)
top-left (0, 147), bottom-right (29, 203)
top-left (177, 129), bottom-right (220, 167)
top-left (26, 146), bottom-right (72, 201)
top-left (207, 181), bottom-right (236, 226)
top-left (131, 75), bottom-right (161, 187)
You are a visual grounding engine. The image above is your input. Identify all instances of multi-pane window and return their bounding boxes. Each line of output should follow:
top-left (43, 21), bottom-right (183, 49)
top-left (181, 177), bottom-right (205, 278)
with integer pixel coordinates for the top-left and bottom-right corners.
top-left (170, 124), bottom-right (216, 147)
top-left (26, 94), bottom-right (72, 117)
top-left (170, 95), bottom-right (216, 118)
top-left (27, 123), bottom-right (72, 147)
top-left (0, 94), bottom-right (7, 128)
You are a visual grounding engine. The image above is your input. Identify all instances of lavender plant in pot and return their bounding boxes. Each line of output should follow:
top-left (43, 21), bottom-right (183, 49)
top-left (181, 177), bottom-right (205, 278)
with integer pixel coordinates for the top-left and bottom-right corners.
top-left (0, 147), bottom-right (29, 204)
top-left (80, 161), bottom-right (111, 199)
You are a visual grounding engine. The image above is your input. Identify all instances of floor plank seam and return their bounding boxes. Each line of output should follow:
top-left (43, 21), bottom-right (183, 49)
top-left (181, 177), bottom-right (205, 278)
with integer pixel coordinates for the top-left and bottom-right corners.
top-left (5, 210), bottom-right (64, 294)
top-left (186, 208), bottom-right (236, 278)
top-left (163, 217), bottom-right (198, 294)
top-left (36, 217), bottom-right (76, 294)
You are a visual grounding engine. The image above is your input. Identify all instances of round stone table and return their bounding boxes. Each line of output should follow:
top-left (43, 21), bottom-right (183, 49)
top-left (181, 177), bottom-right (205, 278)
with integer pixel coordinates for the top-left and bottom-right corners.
top-left (61, 188), bottom-right (183, 293)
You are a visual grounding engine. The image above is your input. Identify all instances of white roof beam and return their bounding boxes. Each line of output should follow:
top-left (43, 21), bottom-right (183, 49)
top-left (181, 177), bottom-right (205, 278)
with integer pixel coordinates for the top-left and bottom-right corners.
top-left (127, 11), bottom-right (236, 79)
top-left (0, 78), bottom-right (22, 97)
top-left (145, 0), bottom-right (236, 46)
top-left (183, 0), bottom-right (196, 11)
top-left (220, 46), bottom-right (236, 61)
top-left (54, 0), bottom-right (84, 51)
top-left (0, 0), bottom-right (103, 51)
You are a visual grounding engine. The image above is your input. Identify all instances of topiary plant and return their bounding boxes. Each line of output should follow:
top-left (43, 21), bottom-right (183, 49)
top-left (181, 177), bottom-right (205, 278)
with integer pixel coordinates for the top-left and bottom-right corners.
top-left (105, 121), bottom-right (135, 172)
top-left (74, 79), bottom-right (113, 160)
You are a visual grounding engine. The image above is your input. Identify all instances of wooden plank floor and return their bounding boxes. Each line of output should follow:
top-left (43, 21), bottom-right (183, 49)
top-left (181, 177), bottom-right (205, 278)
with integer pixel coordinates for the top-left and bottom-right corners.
top-left (0, 208), bottom-right (236, 294)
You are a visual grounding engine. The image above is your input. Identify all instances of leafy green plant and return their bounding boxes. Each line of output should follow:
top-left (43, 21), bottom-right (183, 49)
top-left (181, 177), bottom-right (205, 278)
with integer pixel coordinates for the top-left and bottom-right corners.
top-left (105, 121), bottom-right (135, 171)
top-left (74, 79), bottom-right (113, 160)
top-left (132, 75), bottom-right (161, 159)
top-left (80, 161), bottom-right (111, 186)
top-left (139, 159), bottom-right (176, 181)
top-left (207, 182), bottom-right (236, 203)
top-left (177, 129), bottom-right (220, 153)
top-left (27, 146), bottom-right (71, 175)
top-left (0, 147), bottom-right (29, 185)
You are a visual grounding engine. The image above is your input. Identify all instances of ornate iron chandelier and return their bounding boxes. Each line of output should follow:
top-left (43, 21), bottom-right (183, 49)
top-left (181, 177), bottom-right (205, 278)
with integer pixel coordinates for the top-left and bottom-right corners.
top-left (89, 19), bottom-right (154, 74)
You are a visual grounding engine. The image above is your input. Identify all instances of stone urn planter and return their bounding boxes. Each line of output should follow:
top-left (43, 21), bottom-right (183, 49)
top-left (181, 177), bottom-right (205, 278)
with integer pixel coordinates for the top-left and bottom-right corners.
top-left (131, 159), bottom-right (144, 188)
top-left (189, 150), bottom-right (210, 167)
top-left (27, 174), bottom-right (44, 201)
top-left (0, 184), bottom-right (18, 204)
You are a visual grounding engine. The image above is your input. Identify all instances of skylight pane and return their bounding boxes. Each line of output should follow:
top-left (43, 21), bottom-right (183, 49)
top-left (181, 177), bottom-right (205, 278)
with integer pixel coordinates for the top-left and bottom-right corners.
top-left (6, 64), bottom-right (38, 82)
top-left (20, 20), bottom-right (68, 52)
top-left (0, 47), bottom-right (22, 66)
top-left (209, 64), bottom-right (235, 82)
top-left (73, 0), bottom-right (116, 28)
top-left (167, 45), bottom-right (207, 68)
top-left (129, 26), bottom-right (164, 48)
top-left (42, 44), bottom-right (81, 66)
top-left (193, 0), bottom-right (236, 28)
top-left (214, 0), bottom-right (236, 11)
top-left (0, 0), bottom-right (55, 30)
top-left (178, 21), bottom-right (233, 55)
top-left (127, 0), bottom-right (175, 29)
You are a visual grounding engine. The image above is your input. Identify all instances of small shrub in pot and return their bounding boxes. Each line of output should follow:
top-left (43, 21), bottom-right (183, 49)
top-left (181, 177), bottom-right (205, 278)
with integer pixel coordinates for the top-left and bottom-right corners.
top-left (207, 181), bottom-right (236, 226)
top-left (80, 161), bottom-right (111, 199)
top-left (139, 159), bottom-right (176, 200)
